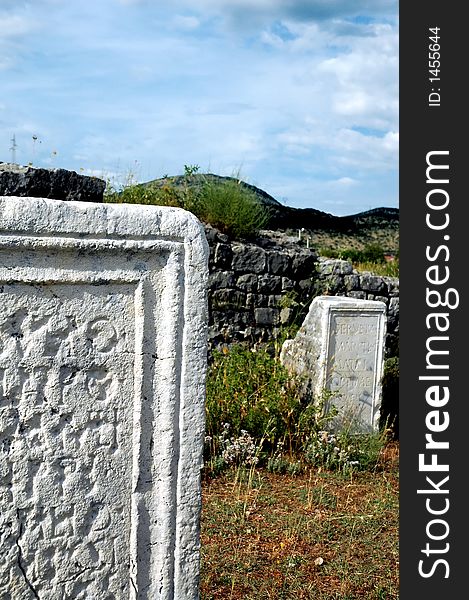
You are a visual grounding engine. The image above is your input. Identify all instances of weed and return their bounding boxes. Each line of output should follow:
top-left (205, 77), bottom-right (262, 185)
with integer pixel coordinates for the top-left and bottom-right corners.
top-left (197, 177), bottom-right (270, 238)
top-left (204, 342), bottom-right (389, 478)
top-left (204, 343), bottom-right (305, 466)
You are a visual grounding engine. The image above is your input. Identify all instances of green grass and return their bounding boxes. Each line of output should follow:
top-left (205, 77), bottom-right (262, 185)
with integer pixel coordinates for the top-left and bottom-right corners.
top-left (204, 342), bottom-right (392, 478)
top-left (197, 177), bottom-right (270, 238)
top-left (353, 260), bottom-right (399, 277)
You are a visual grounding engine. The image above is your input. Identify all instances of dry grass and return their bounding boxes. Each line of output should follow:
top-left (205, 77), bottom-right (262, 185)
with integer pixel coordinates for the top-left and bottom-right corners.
top-left (308, 229), bottom-right (399, 254)
top-left (200, 442), bottom-right (399, 599)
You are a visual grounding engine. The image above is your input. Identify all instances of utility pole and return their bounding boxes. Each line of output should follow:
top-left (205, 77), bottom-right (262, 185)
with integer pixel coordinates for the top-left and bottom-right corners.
top-left (9, 134), bottom-right (17, 164)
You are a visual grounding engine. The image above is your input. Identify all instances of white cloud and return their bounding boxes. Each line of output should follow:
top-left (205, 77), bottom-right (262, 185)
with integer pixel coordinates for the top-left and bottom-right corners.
top-left (172, 15), bottom-right (200, 30)
top-left (334, 176), bottom-right (358, 186)
top-left (0, 0), bottom-right (398, 214)
top-left (0, 14), bottom-right (37, 38)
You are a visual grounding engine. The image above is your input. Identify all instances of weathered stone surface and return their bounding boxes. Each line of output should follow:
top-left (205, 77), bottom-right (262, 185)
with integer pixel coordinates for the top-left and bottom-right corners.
top-left (384, 276), bottom-right (400, 297)
top-left (209, 270), bottom-right (236, 289)
top-left (0, 163), bottom-right (105, 202)
top-left (266, 250), bottom-right (291, 275)
top-left (317, 259), bottom-right (353, 276)
top-left (387, 297), bottom-right (400, 328)
top-left (280, 296), bottom-right (386, 433)
top-left (0, 196), bottom-right (209, 599)
top-left (211, 289), bottom-right (247, 310)
top-left (281, 276), bottom-right (294, 292)
top-left (346, 291), bottom-right (367, 300)
top-left (297, 278), bottom-right (315, 293)
top-left (236, 273), bottom-right (258, 292)
top-left (213, 243), bottom-right (233, 269)
top-left (257, 274), bottom-right (282, 294)
top-left (290, 251), bottom-right (317, 278)
top-left (268, 294), bottom-right (282, 308)
top-left (320, 274), bottom-right (344, 295)
top-left (254, 307), bottom-right (279, 326)
top-left (344, 273), bottom-right (360, 291)
top-left (232, 244), bottom-right (266, 273)
top-left (359, 273), bottom-right (386, 294)
top-left (280, 307), bottom-right (293, 324)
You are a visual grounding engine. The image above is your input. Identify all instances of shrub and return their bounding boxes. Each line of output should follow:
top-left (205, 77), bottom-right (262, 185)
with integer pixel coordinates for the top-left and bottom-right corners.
top-left (104, 168), bottom-right (270, 239)
top-left (205, 343), bottom-right (304, 455)
top-left (204, 342), bottom-right (389, 476)
top-left (197, 178), bottom-right (270, 238)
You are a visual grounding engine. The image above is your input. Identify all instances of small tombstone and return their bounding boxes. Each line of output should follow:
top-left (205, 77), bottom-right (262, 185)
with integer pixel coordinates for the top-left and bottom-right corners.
top-left (0, 196), bottom-right (208, 599)
top-left (280, 296), bottom-right (387, 433)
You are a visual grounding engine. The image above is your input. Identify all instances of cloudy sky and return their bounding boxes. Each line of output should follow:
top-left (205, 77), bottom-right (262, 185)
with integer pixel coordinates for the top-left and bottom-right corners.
top-left (1, 0), bottom-right (398, 216)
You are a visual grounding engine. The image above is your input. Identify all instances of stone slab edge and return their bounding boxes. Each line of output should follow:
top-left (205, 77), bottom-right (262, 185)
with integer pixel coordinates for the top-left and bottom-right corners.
top-left (281, 295), bottom-right (387, 432)
top-left (0, 196), bottom-right (209, 599)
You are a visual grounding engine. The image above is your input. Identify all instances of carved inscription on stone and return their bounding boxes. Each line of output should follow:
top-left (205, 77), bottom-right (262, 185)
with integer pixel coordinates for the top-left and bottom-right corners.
top-left (326, 313), bottom-right (380, 428)
top-left (280, 296), bottom-right (386, 433)
top-left (0, 283), bottom-right (135, 599)
top-left (1, 196), bottom-right (209, 599)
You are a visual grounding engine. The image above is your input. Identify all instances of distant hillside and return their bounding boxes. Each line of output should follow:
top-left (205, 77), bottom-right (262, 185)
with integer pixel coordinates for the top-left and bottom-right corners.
top-left (140, 173), bottom-right (399, 252)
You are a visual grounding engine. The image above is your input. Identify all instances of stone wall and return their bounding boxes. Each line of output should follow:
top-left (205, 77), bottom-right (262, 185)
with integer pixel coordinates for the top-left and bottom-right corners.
top-left (0, 162), bottom-right (105, 202)
top-left (205, 225), bottom-right (399, 357)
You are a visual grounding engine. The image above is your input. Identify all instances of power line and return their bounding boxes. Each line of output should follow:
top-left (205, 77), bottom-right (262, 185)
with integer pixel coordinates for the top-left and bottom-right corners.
top-left (9, 134), bottom-right (18, 164)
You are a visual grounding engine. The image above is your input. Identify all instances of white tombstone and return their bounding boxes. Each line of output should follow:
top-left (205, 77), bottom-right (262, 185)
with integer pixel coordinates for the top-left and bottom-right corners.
top-left (0, 196), bottom-right (209, 599)
top-left (280, 296), bottom-right (387, 433)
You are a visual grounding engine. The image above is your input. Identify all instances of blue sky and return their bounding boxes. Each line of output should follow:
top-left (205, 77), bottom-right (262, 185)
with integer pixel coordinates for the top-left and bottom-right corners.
top-left (1, 0), bottom-right (398, 216)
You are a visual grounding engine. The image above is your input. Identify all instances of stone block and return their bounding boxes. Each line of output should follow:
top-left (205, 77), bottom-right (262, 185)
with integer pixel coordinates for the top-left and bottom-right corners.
top-left (291, 251), bottom-right (317, 278)
top-left (0, 196), bottom-right (208, 599)
top-left (236, 273), bottom-right (258, 293)
top-left (317, 259), bottom-right (353, 276)
top-left (213, 242), bottom-right (233, 269)
top-left (383, 276), bottom-right (400, 297)
top-left (254, 307), bottom-right (280, 326)
top-left (359, 273), bottom-right (386, 294)
top-left (268, 294), bottom-right (282, 308)
top-left (232, 244), bottom-right (266, 273)
top-left (280, 296), bottom-right (386, 433)
top-left (319, 274), bottom-right (344, 295)
top-left (208, 270), bottom-right (236, 289)
top-left (344, 273), bottom-right (360, 291)
top-left (296, 278), bottom-right (315, 293)
top-left (211, 288), bottom-right (247, 310)
top-left (257, 274), bottom-right (283, 294)
top-left (387, 297), bottom-right (400, 328)
top-left (266, 250), bottom-right (291, 275)
top-left (346, 291), bottom-right (367, 300)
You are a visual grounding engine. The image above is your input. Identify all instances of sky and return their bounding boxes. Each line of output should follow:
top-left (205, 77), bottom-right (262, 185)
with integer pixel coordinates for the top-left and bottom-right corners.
top-left (0, 0), bottom-right (398, 216)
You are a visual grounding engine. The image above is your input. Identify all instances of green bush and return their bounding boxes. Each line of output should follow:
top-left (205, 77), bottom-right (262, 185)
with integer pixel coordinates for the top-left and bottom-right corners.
top-left (104, 168), bottom-right (270, 239)
top-left (204, 342), bottom-right (389, 476)
top-left (319, 243), bottom-right (386, 264)
top-left (205, 344), bottom-right (304, 454)
top-left (197, 178), bottom-right (270, 238)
